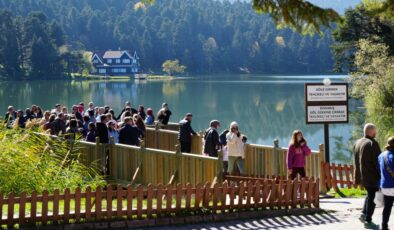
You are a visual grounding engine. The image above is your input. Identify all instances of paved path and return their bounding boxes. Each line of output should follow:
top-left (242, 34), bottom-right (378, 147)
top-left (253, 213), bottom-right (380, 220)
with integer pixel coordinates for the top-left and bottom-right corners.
top-left (149, 198), bottom-right (391, 230)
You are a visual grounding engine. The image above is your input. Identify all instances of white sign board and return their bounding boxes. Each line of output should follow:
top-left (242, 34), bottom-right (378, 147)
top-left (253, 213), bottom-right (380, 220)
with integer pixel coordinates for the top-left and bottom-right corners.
top-left (306, 85), bottom-right (347, 102)
top-left (306, 105), bottom-right (348, 123)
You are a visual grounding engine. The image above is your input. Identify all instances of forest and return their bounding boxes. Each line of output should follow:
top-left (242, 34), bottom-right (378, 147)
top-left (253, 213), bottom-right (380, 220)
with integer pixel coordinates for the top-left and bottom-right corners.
top-left (0, 0), bottom-right (336, 79)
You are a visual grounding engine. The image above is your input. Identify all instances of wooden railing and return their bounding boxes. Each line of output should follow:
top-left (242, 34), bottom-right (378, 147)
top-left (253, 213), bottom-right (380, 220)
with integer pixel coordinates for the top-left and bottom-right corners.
top-left (0, 178), bottom-right (319, 228)
top-left (320, 162), bottom-right (359, 193)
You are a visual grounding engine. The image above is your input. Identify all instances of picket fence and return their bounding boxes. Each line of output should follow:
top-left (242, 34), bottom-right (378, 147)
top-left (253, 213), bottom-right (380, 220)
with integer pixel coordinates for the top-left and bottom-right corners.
top-left (0, 178), bottom-right (319, 228)
top-left (320, 162), bottom-right (359, 193)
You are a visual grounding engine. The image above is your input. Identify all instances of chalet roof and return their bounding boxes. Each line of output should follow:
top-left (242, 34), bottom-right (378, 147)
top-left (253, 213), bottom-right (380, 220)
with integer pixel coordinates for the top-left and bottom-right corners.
top-left (103, 50), bottom-right (131, 59)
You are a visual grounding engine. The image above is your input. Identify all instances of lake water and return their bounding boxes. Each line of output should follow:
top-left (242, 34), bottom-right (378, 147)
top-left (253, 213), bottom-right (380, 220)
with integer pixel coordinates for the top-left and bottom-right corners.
top-left (0, 75), bottom-right (356, 162)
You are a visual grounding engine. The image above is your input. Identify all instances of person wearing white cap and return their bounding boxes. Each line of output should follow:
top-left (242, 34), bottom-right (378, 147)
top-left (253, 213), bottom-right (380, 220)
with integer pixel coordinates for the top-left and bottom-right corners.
top-left (226, 121), bottom-right (245, 175)
top-left (203, 120), bottom-right (220, 157)
top-left (4, 105), bottom-right (16, 128)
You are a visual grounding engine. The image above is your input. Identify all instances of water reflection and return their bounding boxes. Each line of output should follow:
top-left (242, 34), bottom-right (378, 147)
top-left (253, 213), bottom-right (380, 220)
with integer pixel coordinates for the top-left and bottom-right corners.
top-left (0, 75), bottom-right (354, 162)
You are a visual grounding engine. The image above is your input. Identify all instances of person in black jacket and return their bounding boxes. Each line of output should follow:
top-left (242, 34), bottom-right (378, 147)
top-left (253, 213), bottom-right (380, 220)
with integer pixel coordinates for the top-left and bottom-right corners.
top-left (354, 123), bottom-right (382, 226)
top-left (119, 117), bottom-right (142, 146)
top-left (178, 113), bottom-right (196, 153)
top-left (203, 120), bottom-right (220, 157)
top-left (157, 103), bottom-right (172, 125)
top-left (71, 105), bottom-right (83, 122)
top-left (96, 114), bottom-right (109, 144)
top-left (51, 113), bottom-right (66, 135)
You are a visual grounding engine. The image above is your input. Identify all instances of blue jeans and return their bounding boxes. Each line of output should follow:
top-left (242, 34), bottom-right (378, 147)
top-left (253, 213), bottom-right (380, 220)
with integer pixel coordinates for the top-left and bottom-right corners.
top-left (228, 156), bottom-right (244, 174)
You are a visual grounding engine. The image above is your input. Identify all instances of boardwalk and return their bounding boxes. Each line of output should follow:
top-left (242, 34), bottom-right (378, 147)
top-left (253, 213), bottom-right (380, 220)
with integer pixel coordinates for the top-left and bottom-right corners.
top-left (150, 198), bottom-right (387, 230)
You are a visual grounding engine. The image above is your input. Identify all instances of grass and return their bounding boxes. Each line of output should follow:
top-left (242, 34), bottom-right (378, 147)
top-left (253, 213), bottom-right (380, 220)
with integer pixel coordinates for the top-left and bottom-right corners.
top-left (327, 188), bottom-right (367, 198)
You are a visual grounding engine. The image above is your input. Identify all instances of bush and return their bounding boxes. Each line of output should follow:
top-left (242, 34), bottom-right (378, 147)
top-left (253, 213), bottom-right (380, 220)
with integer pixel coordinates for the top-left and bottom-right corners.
top-left (0, 121), bottom-right (105, 195)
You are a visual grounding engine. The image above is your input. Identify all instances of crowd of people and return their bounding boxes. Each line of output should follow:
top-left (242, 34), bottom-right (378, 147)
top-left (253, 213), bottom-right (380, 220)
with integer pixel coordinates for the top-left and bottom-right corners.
top-left (3, 101), bottom-right (172, 146)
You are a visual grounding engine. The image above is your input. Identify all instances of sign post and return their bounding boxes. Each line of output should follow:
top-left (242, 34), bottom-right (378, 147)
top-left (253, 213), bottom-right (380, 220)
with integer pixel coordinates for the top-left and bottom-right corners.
top-left (305, 83), bottom-right (349, 163)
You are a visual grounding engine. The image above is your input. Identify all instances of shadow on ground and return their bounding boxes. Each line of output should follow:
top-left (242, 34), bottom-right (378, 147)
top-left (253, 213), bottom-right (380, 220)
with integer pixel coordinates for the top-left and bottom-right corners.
top-left (146, 212), bottom-right (342, 230)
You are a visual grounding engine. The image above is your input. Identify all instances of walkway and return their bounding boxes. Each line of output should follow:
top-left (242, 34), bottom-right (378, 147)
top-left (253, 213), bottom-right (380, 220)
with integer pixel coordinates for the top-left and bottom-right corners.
top-left (150, 198), bottom-right (388, 230)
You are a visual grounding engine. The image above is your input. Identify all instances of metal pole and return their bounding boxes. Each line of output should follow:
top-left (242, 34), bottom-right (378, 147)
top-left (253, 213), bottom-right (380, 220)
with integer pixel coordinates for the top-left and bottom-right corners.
top-left (324, 123), bottom-right (330, 163)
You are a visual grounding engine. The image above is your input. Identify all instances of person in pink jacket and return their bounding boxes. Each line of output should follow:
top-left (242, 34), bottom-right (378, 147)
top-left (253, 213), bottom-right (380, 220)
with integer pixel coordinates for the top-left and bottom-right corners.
top-left (287, 130), bottom-right (311, 180)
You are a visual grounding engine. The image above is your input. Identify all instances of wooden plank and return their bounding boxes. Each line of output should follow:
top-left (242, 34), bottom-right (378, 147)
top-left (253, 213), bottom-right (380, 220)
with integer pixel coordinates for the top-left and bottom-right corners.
top-left (185, 183), bottom-right (192, 210)
top-left (307, 178), bottom-right (314, 208)
top-left (146, 184), bottom-right (154, 218)
top-left (19, 192), bottom-right (26, 226)
top-left (344, 164), bottom-right (352, 188)
top-left (246, 181), bottom-right (253, 208)
top-left (42, 190), bottom-right (49, 224)
top-left (325, 162), bottom-right (332, 189)
top-left (253, 180), bottom-right (261, 208)
top-left (85, 187), bottom-right (92, 221)
top-left (221, 182), bottom-right (229, 210)
top-left (195, 183), bottom-right (203, 209)
top-left (156, 184), bottom-right (163, 215)
top-left (229, 182), bottom-right (236, 210)
top-left (53, 189), bottom-right (59, 222)
top-left (212, 183), bottom-right (220, 212)
top-left (116, 185), bottom-right (123, 218)
top-left (292, 179), bottom-right (299, 208)
top-left (203, 182), bottom-right (211, 208)
top-left (165, 184), bottom-right (173, 212)
top-left (332, 163), bottom-right (338, 192)
top-left (75, 188), bottom-right (82, 222)
top-left (285, 179), bottom-right (292, 208)
top-left (137, 185), bottom-right (144, 219)
top-left (262, 180), bottom-right (269, 208)
top-left (95, 187), bottom-right (102, 221)
top-left (238, 182), bottom-right (245, 209)
top-left (176, 183), bottom-right (183, 211)
top-left (269, 180), bottom-right (277, 209)
top-left (64, 188), bottom-right (71, 223)
top-left (300, 178), bottom-right (306, 208)
top-left (106, 185), bottom-right (113, 219)
top-left (126, 185), bottom-right (133, 218)
top-left (30, 191), bottom-right (37, 223)
top-left (7, 192), bottom-right (15, 228)
top-left (338, 163), bottom-right (344, 188)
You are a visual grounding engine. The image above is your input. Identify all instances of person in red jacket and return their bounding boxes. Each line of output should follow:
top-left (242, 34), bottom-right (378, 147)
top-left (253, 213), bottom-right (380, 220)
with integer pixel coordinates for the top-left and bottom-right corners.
top-left (287, 130), bottom-right (311, 180)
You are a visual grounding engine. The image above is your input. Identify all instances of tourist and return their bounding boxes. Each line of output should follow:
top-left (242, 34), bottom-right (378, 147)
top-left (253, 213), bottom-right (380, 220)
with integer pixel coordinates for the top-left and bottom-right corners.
top-left (220, 129), bottom-right (230, 174)
top-left (40, 111), bottom-right (51, 126)
top-left (4, 105), bottom-right (16, 128)
top-left (107, 120), bottom-right (119, 144)
top-left (378, 137), bottom-right (394, 230)
top-left (286, 130), bottom-right (311, 180)
top-left (87, 109), bottom-right (95, 123)
top-left (116, 101), bottom-right (131, 120)
top-left (85, 122), bottom-right (96, 142)
top-left (203, 120), bottom-right (220, 157)
top-left (134, 114), bottom-right (146, 136)
top-left (65, 119), bottom-right (80, 139)
top-left (119, 117), bottom-right (142, 146)
top-left (72, 105), bottom-right (83, 121)
top-left (120, 106), bottom-right (132, 122)
top-left (87, 101), bottom-right (94, 114)
top-left (79, 102), bottom-right (85, 115)
top-left (43, 114), bottom-right (56, 131)
top-left (51, 104), bottom-right (62, 115)
top-left (16, 110), bottom-right (26, 128)
top-left (82, 115), bottom-right (91, 133)
top-left (138, 105), bottom-right (146, 120)
top-left (62, 106), bottom-right (68, 115)
top-left (36, 106), bottom-right (43, 119)
top-left (178, 113), bottom-right (196, 153)
top-left (157, 103), bottom-right (172, 125)
top-left (117, 101), bottom-right (138, 120)
top-left (145, 108), bottom-right (155, 125)
top-left (104, 105), bottom-right (110, 114)
top-left (226, 122), bottom-right (245, 175)
top-left (109, 109), bottom-right (115, 120)
top-left (96, 114), bottom-right (109, 144)
top-left (51, 113), bottom-right (66, 135)
top-left (95, 107), bottom-right (105, 122)
top-left (354, 123), bottom-right (381, 226)
top-left (31, 105), bottom-right (38, 117)
top-left (24, 108), bottom-right (35, 121)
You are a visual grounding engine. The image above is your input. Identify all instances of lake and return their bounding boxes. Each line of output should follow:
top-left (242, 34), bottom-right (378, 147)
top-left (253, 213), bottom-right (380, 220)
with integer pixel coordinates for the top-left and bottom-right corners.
top-left (0, 75), bottom-right (357, 162)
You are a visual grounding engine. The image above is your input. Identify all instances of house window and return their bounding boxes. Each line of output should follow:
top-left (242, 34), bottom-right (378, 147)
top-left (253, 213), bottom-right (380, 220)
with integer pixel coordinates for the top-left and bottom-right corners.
top-left (116, 59), bottom-right (121, 64)
top-left (123, 59), bottom-right (130, 64)
top-left (107, 59), bottom-right (112, 64)
top-left (99, 68), bottom-right (106, 74)
top-left (133, 59), bottom-right (137, 64)
top-left (120, 68), bottom-right (127, 73)
top-left (93, 59), bottom-right (99, 64)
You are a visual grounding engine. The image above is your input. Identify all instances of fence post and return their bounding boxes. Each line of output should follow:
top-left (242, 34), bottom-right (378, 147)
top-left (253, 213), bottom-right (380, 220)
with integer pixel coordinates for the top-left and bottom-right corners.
top-left (273, 139), bottom-right (279, 176)
top-left (139, 140), bottom-right (145, 183)
top-left (319, 144), bottom-right (326, 193)
top-left (173, 143), bottom-right (182, 184)
top-left (155, 122), bottom-right (160, 149)
top-left (108, 136), bottom-right (115, 180)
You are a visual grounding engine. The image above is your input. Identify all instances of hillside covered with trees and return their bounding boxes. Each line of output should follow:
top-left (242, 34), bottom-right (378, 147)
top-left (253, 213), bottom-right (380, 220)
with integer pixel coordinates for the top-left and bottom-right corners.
top-left (0, 0), bottom-right (336, 79)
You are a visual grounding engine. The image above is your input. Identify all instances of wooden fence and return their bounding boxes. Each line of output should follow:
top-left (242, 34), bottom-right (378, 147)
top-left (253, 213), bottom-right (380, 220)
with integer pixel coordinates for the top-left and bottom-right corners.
top-left (78, 139), bottom-right (219, 186)
top-left (0, 178), bottom-right (319, 228)
top-left (320, 162), bottom-right (359, 193)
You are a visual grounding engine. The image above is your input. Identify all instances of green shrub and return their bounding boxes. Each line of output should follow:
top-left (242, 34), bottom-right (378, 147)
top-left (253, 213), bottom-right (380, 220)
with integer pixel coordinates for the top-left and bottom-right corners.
top-left (0, 121), bottom-right (105, 195)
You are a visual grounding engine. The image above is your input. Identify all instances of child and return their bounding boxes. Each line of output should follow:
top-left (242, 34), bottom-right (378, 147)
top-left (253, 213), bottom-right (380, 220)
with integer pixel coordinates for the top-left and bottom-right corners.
top-left (219, 129), bottom-right (230, 174)
top-left (287, 130), bottom-right (311, 180)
